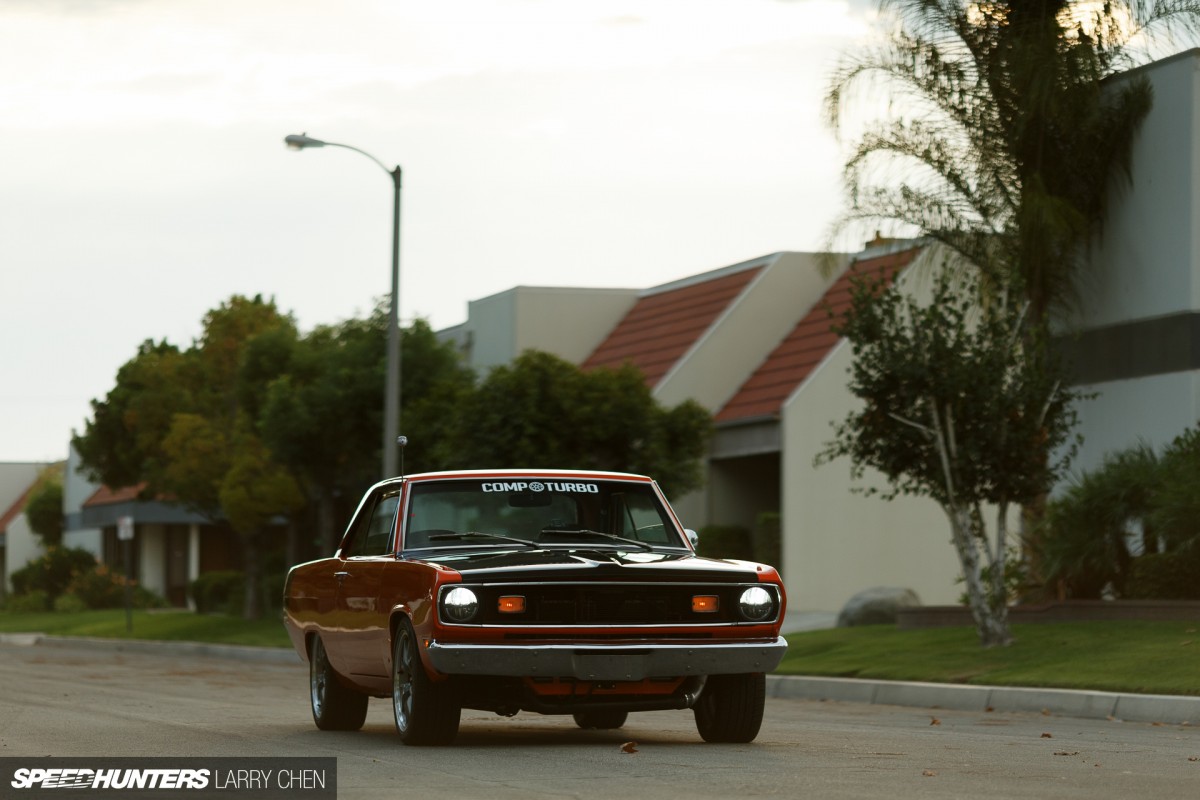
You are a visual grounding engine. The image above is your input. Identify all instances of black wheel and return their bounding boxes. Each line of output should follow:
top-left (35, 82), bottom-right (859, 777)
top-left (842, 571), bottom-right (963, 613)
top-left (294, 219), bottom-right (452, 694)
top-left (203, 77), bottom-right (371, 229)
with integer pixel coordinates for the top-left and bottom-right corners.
top-left (572, 710), bottom-right (629, 730)
top-left (693, 673), bottom-right (766, 743)
top-left (309, 636), bottom-right (368, 731)
top-left (392, 619), bottom-right (461, 746)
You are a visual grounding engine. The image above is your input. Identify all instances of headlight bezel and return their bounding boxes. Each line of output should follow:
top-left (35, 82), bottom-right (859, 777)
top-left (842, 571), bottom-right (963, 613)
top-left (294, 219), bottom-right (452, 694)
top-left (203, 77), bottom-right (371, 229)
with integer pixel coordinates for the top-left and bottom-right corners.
top-left (738, 586), bottom-right (776, 622)
top-left (441, 586), bottom-right (480, 623)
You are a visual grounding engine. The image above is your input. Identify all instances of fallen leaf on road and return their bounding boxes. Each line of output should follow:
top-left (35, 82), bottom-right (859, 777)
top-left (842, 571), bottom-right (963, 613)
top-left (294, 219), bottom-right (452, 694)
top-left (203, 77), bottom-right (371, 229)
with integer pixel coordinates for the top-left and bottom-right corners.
top-left (621, 742), bottom-right (638, 754)
top-left (930, 717), bottom-right (941, 726)
top-left (985, 706), bottom-right (995, 713)
top-left (1188, 757), bottom-right (1198, 762)
top-left (1041, 733), bottom-right (1053, 739)
top-left (922, 770), bottom-right (937, 777)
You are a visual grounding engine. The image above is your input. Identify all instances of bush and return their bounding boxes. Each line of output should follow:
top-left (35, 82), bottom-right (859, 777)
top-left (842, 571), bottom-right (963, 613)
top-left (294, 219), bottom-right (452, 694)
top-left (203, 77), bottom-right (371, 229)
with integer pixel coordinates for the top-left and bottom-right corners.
top-left (1126, 550), bottom-right (1200, 600)
top-left (753, 513), bottom-right (783, 572)
top-left (190, 571), bottom-right (245, 614)
top-left (8, 590), bottom-right (51, 613)
top-left (64, 564), bottom-right (164, 610)
top-left (53, 593), bottom-right (88, 614)
top-left (10, 547), bottom-right (99, 602)
top-left (696, 525), bottom-right (753, 560)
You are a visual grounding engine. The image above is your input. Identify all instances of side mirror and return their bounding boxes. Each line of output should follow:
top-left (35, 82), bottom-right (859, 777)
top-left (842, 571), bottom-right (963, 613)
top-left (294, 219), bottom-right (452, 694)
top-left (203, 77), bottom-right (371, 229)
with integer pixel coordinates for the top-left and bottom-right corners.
top-left (685, 529), bottom-right (699, 550)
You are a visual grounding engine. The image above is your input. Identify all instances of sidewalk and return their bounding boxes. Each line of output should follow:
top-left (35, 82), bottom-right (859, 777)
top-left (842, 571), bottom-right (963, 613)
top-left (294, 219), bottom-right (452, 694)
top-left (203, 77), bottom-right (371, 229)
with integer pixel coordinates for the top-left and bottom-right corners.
top-left (5, 631), bottom-right (1198, 726)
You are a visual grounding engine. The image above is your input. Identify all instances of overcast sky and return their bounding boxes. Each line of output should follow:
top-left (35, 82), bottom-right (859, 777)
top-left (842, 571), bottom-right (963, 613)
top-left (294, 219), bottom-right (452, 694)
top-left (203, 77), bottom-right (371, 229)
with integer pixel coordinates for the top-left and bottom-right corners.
top-left (2, 0), bottom-right (876, 463)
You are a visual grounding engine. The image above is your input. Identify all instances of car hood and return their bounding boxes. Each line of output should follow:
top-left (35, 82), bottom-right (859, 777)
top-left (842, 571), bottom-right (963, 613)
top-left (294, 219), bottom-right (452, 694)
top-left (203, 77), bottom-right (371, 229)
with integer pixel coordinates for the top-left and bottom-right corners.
top-left (410, 548), bottom-right (763, 584)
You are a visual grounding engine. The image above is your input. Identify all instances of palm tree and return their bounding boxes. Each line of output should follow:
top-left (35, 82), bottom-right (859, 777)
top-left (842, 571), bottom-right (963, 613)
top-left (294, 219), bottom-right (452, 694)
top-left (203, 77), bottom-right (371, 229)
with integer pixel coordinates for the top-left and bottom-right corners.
top-left (825, 0), bottom-right (1200, 322)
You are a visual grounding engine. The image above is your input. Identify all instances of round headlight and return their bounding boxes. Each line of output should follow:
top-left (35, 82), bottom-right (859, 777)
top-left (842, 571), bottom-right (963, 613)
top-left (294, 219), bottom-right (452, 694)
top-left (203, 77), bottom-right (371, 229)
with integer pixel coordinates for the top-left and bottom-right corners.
top-left (443, 587), bottom-right (479, 623)
top-left (738, 586), bottom-right (775, 622)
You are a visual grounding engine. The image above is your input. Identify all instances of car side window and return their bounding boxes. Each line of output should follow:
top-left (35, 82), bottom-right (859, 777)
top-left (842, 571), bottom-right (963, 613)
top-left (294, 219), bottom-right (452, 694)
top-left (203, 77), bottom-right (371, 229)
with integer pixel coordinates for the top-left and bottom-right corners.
top-left (343, 491), bottom-right (401, 557)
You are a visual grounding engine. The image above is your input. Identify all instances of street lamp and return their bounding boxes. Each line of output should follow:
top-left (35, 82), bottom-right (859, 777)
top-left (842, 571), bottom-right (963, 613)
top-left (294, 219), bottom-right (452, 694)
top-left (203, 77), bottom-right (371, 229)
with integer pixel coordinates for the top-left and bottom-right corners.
top-left (285, 133), bottom-right (404, 479)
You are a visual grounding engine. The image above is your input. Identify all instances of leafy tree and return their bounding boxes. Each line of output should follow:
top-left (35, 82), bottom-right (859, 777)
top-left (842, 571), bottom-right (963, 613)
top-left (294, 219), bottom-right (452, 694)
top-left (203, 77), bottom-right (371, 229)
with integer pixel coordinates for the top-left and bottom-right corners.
top-left (819, 268), bottom-right (1082, 646)
top-left (75, 295), bottom-right (303, 619)
top-left (257, 311), bottom-right (474, 552)
top-left (25, 468), bottom-right (65, 547)
top-left (435, 351), bottom-right (711, 499)
top-left (74, 340), bottom-right (190, 492)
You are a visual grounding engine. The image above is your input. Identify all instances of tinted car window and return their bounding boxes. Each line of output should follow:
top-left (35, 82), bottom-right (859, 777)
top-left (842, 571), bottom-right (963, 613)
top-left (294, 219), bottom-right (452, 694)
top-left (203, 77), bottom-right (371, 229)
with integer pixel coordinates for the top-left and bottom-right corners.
top-left (404, 479), bottom-right (681, 549)
top-left (344, 491), bottom-right (400, 557)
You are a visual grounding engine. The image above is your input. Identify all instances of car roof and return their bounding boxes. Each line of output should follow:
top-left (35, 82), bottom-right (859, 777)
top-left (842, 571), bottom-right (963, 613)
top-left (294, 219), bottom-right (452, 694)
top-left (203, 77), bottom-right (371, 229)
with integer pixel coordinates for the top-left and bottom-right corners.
top-left (368, 469), bottom-right (655, 493)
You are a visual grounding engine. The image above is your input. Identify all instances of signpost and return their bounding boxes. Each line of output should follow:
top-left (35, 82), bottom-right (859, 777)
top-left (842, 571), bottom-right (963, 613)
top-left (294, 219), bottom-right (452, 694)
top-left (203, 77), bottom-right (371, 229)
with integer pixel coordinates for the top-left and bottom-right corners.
top-left (117, 516), bottom-right (134, 633)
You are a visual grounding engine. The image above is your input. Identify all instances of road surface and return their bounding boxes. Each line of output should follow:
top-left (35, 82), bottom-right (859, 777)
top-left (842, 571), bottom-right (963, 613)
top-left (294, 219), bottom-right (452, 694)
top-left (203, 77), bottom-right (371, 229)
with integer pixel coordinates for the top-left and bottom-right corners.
top-left (0, 642), bottom-right (1196, 799)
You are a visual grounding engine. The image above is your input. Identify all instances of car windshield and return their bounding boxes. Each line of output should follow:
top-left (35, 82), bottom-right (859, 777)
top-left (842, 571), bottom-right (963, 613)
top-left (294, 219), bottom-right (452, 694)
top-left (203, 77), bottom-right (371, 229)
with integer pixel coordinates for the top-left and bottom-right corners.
top-left (403, 478), bottom-right (685, 551)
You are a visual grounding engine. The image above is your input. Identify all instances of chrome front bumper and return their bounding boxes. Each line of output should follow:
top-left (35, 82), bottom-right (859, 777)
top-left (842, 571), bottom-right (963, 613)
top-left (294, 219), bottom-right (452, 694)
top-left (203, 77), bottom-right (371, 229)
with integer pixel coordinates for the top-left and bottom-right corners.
top-left (425, 637), bottom-right (788, 681)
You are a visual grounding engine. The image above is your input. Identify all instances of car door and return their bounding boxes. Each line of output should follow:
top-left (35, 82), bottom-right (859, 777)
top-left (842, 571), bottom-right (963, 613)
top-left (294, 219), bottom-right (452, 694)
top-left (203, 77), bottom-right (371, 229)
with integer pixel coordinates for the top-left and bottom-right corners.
top-left (331, 487), bottom-right (401, 679)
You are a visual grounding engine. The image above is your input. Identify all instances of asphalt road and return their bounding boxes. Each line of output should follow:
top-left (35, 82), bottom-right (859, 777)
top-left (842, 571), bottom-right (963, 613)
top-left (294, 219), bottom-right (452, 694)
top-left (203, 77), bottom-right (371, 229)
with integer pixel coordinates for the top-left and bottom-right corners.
top-left (1, 642), bottom-right (1197, 799)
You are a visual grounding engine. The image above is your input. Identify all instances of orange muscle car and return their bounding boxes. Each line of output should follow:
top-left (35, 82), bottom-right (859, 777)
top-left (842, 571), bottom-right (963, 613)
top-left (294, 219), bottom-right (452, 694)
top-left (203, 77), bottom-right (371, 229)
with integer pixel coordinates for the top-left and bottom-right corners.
top-left (283, 469), bottom-right (787, 745)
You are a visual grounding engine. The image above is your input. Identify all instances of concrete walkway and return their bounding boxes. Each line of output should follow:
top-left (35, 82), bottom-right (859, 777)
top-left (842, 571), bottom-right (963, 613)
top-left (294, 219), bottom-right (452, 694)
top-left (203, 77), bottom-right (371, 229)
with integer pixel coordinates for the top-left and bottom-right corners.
top-left (6, 630), bottom-right (1197, 726)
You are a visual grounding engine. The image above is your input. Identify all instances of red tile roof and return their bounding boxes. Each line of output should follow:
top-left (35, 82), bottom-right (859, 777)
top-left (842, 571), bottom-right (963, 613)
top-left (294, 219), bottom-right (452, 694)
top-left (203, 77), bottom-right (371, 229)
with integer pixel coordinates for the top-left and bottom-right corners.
top-left (83, 483), bottom-right (149, 508)
top-left (0, 484), bottom-right (35, 533)
top-left (581, 263), bottom-right (766, 386)
top-left (715, 246), bottom-right (922, 423)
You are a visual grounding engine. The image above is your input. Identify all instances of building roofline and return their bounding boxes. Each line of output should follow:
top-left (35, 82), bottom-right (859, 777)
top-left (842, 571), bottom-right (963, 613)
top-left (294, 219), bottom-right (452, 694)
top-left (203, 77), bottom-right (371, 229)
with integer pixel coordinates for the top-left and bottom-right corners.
top-left (638, 252), bottom-right (787, 298)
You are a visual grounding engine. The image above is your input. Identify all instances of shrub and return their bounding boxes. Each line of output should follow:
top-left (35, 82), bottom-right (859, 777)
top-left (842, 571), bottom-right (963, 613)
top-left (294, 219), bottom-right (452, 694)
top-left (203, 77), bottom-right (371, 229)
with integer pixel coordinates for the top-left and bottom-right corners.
top-left (8, 590), bottom-right (51, 613)
top-left (10, 547), bottom-right (98, 602)
top-left (696, 525), bottom-right (753, 560)
top-left (53, 593), bottom-right (88, 614)
top-left (190, 571), bottom-right (245, 614)
top-left (1126, 550), bottom-right (1200, 600)
top-left (65, 564), bottom-right (130, 609)
top-left (753, 513), bottom-right (782, 572)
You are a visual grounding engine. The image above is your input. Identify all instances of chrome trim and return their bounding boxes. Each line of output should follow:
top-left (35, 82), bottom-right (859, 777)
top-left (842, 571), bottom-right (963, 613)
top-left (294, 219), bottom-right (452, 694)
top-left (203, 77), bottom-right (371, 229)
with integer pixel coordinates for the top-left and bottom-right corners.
top-left (435, 582), bottom-right (782, 627)
top-left (426, 637), bottom-right (788, 681)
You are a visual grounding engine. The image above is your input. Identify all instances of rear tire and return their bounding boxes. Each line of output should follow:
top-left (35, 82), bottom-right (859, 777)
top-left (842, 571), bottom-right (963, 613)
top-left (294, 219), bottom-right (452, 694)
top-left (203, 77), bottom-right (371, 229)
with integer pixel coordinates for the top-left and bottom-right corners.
top-left (392, 619), bottom-right (461, 746)
top-left (572, 710), bottom-right (628, 730)
top-left (693, 673), bottom-right (765, 743)
top-left (309, 636), bottom-right (368, 731)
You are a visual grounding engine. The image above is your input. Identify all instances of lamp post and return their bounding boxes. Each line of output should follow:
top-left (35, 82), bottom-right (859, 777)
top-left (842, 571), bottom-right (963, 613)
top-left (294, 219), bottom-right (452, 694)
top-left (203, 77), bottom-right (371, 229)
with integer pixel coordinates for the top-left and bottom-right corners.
top-left (285, 133), bottom-right (403, 478)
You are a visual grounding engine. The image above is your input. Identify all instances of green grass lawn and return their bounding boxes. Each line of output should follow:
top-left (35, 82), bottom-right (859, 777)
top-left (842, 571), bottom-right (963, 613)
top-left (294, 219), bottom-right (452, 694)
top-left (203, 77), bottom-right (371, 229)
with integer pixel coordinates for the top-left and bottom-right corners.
top-left (2, 610), bottom-right (1196, 696)
top-left (777, 621), bottom-right (1200, 696)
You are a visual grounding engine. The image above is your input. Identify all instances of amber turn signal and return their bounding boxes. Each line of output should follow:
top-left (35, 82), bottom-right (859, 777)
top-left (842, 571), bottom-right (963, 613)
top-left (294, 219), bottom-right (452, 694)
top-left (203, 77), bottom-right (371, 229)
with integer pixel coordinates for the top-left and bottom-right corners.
top-left (498, 595), bottom-right (526, 613)
top-left (691, 595), bottom-right (719, 613)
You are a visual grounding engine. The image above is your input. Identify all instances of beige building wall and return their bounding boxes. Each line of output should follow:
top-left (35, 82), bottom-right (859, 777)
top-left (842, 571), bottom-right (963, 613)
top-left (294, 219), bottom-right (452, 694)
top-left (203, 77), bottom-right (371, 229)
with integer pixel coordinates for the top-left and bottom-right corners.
top-left (1081, 50), bottom-right (1200, 328)
top-left (461, 286), bottom-right (637, 373)
top-left (654, 252), bottom-right (851, 411)
top-left (1068, 50), bottom-right (1200, 474)
top-left (780, 337), bottom-right (962, 612)
top-left (3, 514), bottom-right (43, 594)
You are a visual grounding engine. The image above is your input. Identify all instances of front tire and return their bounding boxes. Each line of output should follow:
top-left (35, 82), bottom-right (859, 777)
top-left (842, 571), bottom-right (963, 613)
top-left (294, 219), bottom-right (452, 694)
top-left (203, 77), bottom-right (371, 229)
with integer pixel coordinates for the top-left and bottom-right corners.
top-left (309, 636), bottom-right (368, 731)
top-left (572, 710), bottom-right (628, 730)
top-left (693, 673), bottom-right (765, 743)
top-left (392, 619), bottom-right (461, 746)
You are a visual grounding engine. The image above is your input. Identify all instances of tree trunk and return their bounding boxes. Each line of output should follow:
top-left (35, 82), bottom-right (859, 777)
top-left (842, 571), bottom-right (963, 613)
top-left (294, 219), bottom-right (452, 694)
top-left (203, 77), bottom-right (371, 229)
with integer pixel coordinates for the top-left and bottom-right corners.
top-left (241, 529), bottom-right (262, 621)
top-left (945, 503), bottom-right (1013, 648)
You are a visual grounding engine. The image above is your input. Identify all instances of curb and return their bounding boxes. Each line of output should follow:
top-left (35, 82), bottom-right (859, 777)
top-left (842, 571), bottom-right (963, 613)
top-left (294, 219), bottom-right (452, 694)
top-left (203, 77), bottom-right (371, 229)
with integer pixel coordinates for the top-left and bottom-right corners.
top-left (766, 674), bottom-right (1200, 726)
top-left (5, 634), bottom-right (1195, 725)
top-left (1, 632), bottom-right (301, 664)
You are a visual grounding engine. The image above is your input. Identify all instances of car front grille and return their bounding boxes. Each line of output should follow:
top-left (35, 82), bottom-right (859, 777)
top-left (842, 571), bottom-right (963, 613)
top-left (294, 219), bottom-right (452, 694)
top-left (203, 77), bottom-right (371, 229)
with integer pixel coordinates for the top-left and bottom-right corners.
top-left (443, 582), bottom-right (779, 626)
